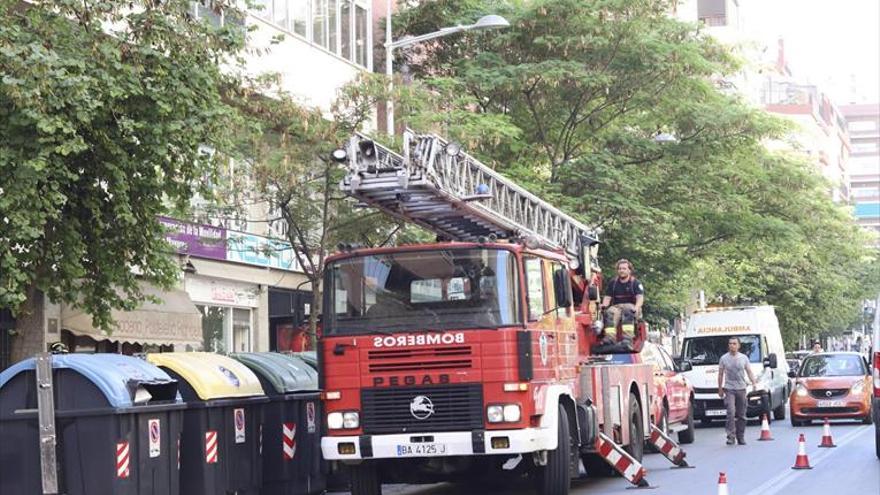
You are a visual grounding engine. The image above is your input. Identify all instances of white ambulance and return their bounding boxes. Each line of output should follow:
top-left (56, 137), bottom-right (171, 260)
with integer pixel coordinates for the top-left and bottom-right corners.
top-left (679, 306), bottom-right (790, 423)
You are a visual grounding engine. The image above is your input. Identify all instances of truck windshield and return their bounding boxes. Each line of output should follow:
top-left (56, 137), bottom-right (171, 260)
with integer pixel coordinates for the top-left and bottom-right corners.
top-left (682, 335), bottom-right (762, 365)
top-left (325, 248), bottom-right (521, 335)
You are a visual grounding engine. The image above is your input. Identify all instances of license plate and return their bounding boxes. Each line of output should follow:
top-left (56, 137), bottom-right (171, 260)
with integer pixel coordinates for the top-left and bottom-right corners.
top-left (396, 443), bottom-right (447, 457)
top-left (705, 410), bottom-right (726, 417)
top-left (816, 400), bottom-right (845, 408)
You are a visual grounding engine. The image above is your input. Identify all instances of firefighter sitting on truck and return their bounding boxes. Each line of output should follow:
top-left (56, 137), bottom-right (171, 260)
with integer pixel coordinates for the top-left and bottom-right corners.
top-left (599, 259), bottom-right (644, 349)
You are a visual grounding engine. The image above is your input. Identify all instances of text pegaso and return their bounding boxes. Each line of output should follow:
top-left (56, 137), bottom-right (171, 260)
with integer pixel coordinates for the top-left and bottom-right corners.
top-left (372, 333), bottom-right (465, 348)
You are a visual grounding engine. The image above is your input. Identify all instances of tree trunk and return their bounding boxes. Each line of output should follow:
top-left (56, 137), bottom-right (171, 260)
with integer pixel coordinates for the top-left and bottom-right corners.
top-left (9, 287), bottom-right (46, 366)
top-left (308, 277), bottom-right (322, 350)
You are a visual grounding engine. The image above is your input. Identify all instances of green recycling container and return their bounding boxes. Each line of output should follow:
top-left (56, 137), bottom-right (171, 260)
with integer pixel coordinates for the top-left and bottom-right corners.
top-left (232, 352), bottom-right (324, 495)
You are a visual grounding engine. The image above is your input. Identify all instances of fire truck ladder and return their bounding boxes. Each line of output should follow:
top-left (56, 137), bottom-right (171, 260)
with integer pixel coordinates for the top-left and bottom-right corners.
top-left (338, 130), bottom-right (596, 257)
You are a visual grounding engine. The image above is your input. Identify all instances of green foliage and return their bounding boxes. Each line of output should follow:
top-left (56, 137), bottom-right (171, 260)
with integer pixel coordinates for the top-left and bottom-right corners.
top-left (394, 0), bottom-right (880, 344)
top-left (0, 0), bottom-right (244, 328)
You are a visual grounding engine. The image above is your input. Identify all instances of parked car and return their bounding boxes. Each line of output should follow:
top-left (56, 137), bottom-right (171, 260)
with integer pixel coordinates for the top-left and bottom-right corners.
top-left (610, 342), bottom-right (695, 444)
top-left (789, 352), bottom-right (874, 426)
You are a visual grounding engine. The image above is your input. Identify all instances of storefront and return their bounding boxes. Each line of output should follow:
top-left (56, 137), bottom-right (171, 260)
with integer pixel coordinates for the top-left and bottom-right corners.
top-left (59, 283), bottom-right (203, 353)
top-left (184, 276), bottom-right (260, 353)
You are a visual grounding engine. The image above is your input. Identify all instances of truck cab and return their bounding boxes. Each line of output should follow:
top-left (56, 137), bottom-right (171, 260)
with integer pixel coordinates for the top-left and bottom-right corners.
top-left (318, 242), bottom-right (652, 494)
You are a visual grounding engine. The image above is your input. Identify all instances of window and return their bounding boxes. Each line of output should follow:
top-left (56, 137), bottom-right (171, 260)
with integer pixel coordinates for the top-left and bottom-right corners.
top-left (354, 4), bottom-right (368, 67)
top-left (311, 0), bottom-right (327, 47)
top-left (249, 0), bottom-right (370, 68)
top-left (525, 257), bottom-right (545, 320)
top-left (852, 187), bottom-right (880, 198)
top-left (852, 141), bottom-right (880, 154)
top-left (328, 0), bottom-right (338, 53)
top-left (273, 0), bottom-right (290, 29)
top-left (849, 120), bottom-right (878, 132)
top-left (291, 0), bottom-right (308, 36)
top-left (340, 0), bottom-right (352, 61)
top-left (327, 249), bottom-right (520, 334)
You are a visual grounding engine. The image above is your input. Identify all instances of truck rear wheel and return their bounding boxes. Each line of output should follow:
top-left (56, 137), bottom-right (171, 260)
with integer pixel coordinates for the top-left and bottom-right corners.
top-left (349, 462), bottom-right (381, 495)
top-left (535, 404), bottom-right (570, 495)
top-left (625, 392), bottom-right (644, 462)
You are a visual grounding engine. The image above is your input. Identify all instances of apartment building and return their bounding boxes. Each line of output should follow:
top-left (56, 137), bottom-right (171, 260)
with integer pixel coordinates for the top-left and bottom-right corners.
top-left (842, 103), bottom-right (880, 248)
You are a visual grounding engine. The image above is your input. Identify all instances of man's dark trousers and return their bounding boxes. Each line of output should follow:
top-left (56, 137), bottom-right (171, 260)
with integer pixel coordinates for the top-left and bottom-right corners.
top-left (724, 388), bottom-right (747, 441)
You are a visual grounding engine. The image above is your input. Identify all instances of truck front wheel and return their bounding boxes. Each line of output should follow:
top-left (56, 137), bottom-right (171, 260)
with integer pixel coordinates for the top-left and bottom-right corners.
top-left (535, 404), bottom-right (571, 495)
top-left (349, 461), bottom-right (381, 495)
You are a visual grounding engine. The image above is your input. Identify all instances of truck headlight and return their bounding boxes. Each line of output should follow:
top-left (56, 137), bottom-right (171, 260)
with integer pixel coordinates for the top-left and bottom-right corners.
top-left (487, 404), bottom-right (521, 423)
top-left (503, 404), bottom-right (521, 422)
top-left (850, 381), bottom-right (864, 396)
top-left (328, 411), bottom-right (360, 429)
top-left (343, 411), bottom-right (360, 429)
top-left (487, 405), bottom-right (504, 423)
top-left (327, 412), bottom-right (344, 429)
top-left (795, 383), bottom-right (808, 397)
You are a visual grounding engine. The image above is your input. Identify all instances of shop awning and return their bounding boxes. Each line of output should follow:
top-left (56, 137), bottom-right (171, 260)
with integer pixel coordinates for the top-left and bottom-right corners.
top-left (61, 285), bottom-right (203, 348)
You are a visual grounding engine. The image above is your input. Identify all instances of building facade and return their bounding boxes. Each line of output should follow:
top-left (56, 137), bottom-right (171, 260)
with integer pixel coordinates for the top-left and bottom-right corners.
top-left (842, 103), bottom-right (880, 248)
top-left (1, 1), bottom-right (377, 369)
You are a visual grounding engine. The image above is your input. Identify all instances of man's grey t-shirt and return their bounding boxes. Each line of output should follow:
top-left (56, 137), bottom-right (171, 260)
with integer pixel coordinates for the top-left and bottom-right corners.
top-left (719, 352), bottom-right (751, 390)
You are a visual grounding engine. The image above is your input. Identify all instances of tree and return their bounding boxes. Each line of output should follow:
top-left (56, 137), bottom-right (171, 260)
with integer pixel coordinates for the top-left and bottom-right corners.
top-left (392, 0), bottom-right (880, 337)
top-left (0, 0), bottom-right (245, 356)
top-left (218, 69), bottom-right (518, 346)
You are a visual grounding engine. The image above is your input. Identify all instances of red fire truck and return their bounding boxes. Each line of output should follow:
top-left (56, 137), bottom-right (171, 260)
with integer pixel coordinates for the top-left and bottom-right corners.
top-left (318, 132), bottom-right (682, 495)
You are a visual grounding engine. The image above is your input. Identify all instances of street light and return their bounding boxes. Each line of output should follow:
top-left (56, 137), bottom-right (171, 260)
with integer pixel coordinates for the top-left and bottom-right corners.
top-left (384, 10), bottom-right (510, 134)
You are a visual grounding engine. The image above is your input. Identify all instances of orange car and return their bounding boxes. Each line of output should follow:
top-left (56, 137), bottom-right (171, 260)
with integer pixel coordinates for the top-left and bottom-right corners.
top-left (789, 352), bottom-right (874, 426)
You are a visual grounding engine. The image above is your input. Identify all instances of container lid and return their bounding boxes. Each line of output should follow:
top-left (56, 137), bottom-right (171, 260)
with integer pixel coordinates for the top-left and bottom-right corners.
top-left (147, 352), bottom-right (264, 400)
top-left (291, 351), bottom-right (318, 370)
top-left (231, 353), bottom-right (318, 393)
top-left (0, 354), bottom-right (181, 408)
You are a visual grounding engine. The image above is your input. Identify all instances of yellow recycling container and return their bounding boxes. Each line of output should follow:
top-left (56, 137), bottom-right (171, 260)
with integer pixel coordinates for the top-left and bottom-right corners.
top-left (147, 353), bottom-right (267, 495)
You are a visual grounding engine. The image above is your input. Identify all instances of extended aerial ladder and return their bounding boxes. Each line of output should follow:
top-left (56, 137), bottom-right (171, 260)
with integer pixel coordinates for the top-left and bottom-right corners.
top-left (337, 130), bottom-right (597, 259)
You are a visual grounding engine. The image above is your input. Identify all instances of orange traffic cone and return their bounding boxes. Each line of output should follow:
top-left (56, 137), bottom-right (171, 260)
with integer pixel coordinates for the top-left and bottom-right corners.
top-left (716, 472), bottom-right (730, 495)
top-left (757, 414), bottom-right (774, 441)
top-left (791, 433), bottom-right (813, 469)
top-left (818, 418), bottom-right (836, 448)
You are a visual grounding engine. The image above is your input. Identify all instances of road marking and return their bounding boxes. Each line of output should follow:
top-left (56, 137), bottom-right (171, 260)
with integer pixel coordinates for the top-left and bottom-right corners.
top-left (744, 426), bottom-right (869, 495)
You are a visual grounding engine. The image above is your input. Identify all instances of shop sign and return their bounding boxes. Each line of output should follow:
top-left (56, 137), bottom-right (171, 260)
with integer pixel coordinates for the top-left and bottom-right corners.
top-left (160, 217), bottom-right (227, 261)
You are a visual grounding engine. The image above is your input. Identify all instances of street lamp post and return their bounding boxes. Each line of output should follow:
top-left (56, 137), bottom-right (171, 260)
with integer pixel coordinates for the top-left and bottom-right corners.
top-left (384, 8), bottom-right (509, 134)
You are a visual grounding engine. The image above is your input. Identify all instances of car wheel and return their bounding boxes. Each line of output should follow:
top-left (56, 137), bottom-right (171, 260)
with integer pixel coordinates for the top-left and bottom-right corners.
top-left (863, 412), bottom-right (874, 425)
top-left (773, 397), bottom-right (786, 420)
top-left (791, 416), bottom-right (802, 427)
top-left (678, 401), bottom-right (696, 445)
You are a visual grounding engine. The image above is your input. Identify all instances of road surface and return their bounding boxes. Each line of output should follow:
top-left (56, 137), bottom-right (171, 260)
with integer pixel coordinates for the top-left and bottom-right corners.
top-left (329, 418), bottom-right (879, 494)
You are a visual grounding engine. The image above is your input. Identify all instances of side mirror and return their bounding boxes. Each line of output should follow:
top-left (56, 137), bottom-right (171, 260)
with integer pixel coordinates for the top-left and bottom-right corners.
top-left (553, 269), bottom-right (573, 308)
top-left (673, 359), bottom-right (694, 373)
top-left (764, 353), bottom-right (778, 369)
top-left (787, 370), bottom-right (797, 378)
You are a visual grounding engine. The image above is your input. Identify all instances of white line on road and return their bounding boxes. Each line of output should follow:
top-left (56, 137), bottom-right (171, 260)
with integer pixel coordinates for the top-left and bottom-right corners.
top-left (743, 425), bottom-right (870, 495)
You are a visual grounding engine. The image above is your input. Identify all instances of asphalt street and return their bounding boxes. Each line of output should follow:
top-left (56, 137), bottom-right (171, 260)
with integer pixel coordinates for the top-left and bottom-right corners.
top-left (330, 416), bottom-right (879, 495)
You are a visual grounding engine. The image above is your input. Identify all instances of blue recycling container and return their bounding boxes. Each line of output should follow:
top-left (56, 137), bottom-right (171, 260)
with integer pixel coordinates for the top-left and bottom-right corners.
top-left (0, 354), bottom-right (185, 495)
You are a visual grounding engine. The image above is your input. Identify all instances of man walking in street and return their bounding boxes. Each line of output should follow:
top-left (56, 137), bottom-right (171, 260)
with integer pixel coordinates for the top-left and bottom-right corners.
top-left (718, 336), bottom-right (758, 445)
